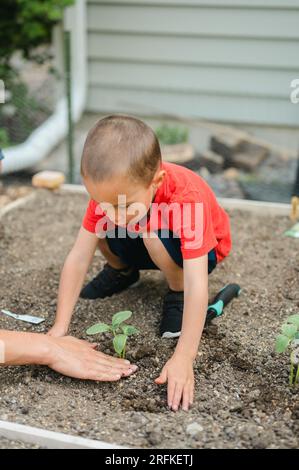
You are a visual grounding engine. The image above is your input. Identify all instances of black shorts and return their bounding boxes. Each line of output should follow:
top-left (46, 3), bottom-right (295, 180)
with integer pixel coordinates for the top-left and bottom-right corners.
top-left (105, 227), bottom-right (217, 274)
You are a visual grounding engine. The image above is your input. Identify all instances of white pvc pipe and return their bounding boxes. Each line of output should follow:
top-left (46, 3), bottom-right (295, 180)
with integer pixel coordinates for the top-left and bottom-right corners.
top-left (2, 0), bottom-right (87, 175)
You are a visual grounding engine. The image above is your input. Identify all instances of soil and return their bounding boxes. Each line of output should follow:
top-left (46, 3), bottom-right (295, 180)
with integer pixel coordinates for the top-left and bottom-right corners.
top-left (0, 189), bottom-right (298, 449)
top-left (0, 438), bottom-right (41, 449)
top-left (0, 182), bottom-right (32, 209)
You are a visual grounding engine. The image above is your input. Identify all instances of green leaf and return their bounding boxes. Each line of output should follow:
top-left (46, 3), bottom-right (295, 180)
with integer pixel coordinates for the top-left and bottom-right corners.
top-left (286, 314), bottom-right (299, 328)
top-left (112, 310), bottom-right (132, 327)
top-left (121, 325), bottom-right (139, 336)
top-left (281, 323), bottom-right (298, 339)
top-left (113, 334), bottom-right (127, 356)
top-left (275, 334), bottom-right (290, 353)
top-left (287, 313), bottom-right (299, 328)
top-left (86, 323), bottom-right (111, 335)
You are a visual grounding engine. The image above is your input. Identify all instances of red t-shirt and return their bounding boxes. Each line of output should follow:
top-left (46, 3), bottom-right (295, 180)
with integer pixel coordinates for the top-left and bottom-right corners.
top-left (82, 162), bottom-right (232, 263)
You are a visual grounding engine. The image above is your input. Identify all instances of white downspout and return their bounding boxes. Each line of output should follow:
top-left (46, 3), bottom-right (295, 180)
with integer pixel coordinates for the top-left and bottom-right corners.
top-left (2, 0), bottom-right (87, 175)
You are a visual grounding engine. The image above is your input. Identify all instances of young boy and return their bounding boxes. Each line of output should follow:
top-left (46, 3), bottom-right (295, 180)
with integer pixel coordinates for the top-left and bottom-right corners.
top-left (49, 115), bottom-right (232, 412)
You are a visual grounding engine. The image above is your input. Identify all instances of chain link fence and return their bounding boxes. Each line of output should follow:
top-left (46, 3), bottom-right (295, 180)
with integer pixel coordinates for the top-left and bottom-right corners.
top-left (0, 48), bottom-right (64, 149)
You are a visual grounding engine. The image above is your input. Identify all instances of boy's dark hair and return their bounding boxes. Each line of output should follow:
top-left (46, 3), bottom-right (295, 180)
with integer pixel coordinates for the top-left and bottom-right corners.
top-left (81, 114), bottom-right (162, 186)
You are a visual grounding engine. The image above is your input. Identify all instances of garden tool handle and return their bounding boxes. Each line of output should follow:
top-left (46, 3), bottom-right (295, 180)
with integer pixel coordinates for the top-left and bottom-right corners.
top-left (212, 283), bottom-right (241, 307)
top-left (205, 283), bottom-right (242, 325)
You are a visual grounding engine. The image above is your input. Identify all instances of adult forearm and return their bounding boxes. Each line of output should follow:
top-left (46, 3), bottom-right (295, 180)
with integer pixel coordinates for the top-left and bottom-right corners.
top-left (0, 331), bottom-right (137, 382)
top-left (0, 330), bottom-right (52, 366)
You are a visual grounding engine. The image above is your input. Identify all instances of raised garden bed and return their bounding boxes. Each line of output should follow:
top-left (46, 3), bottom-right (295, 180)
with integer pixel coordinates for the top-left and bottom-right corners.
top-left (0, 437), bottom-right (40, 449)
top-left (0, 189), bottom-right (298, 449)
top-left (0, 183), bottom-right (32, 209)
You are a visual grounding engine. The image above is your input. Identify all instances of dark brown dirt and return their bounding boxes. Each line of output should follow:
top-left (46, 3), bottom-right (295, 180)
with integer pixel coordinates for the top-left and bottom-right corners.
top-left (0, 189), bottom-right (298, 449)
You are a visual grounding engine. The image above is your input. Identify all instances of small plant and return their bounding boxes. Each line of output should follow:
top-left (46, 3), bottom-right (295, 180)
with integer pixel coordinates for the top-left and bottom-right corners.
top-left (86, 310), bottom-right (139, 359)
top-left (275, 313), bottom-right (299, 386)
top-left (156, 124), bottom-right (189, 146)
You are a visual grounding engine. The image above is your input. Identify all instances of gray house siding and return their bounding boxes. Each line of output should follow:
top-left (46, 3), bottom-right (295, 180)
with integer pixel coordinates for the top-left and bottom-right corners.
top-left (86, 0), bottom-right (299, 126)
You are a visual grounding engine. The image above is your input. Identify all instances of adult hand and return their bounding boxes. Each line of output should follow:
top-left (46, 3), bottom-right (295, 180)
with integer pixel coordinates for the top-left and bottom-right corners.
top-left (47, 336), bottom-right (138, 381)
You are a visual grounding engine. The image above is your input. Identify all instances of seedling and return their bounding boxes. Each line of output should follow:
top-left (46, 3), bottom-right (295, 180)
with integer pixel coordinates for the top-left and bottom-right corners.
top-left (86, 310), bottom-right (138, 359)
top-left (275, 314), bottom-right (299, 386)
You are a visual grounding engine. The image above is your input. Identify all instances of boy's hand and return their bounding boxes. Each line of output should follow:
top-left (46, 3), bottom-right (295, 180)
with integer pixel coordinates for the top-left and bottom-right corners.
top-left (155, 353), bottom-right (194, 412)
top-left (155, 256), bottom-right (208, 412)
top-left (47, 324), bottom-right (69, 338)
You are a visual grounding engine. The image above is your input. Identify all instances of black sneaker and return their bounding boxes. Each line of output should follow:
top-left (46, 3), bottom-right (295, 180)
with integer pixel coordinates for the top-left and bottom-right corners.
top-left (80, 263), bottom-right (140, 300)
top-left (160, 289), bottom-right (184, 338)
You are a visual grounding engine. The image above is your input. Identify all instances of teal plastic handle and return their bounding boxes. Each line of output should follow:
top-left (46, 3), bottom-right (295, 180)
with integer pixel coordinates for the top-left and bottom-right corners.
top-left (207, 299), bottom-right (224, 318)
top-left (205, 283), bottom-right (241, 324)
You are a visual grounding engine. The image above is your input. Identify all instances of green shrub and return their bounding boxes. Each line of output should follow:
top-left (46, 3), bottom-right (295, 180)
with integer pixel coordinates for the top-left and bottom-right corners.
top-left (0, 128), bottom-right (10, 148)
top-left (156, 124), bottom-right (189, 146)
top-left (0, 1), bottom-right (74, 145)
top-left (0, 0), bottom-right (74, 70)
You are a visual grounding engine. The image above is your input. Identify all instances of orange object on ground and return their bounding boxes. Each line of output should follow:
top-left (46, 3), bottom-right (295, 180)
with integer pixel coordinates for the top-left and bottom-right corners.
top-left (32, 171), bottom-right (65, 190)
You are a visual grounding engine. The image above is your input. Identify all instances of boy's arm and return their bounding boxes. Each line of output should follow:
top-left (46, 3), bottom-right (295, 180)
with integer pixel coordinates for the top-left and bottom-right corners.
top-left (48, 226), bottom-right (99, 337)
top-left (155, 254), bottom-right (209, 411)
top-left (175, 255), bottom-right (208, 359)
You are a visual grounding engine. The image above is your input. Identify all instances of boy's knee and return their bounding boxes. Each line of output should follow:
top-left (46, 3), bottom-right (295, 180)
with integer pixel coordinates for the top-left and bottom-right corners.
top-left (97, 236), bottom-right (107, 246)
top-left (97, 236), bottom-right (111, 254)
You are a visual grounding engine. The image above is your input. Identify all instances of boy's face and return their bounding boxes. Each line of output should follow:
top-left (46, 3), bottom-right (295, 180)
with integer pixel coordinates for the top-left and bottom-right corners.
top-left (83, 169), bottom-right (165, 227)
